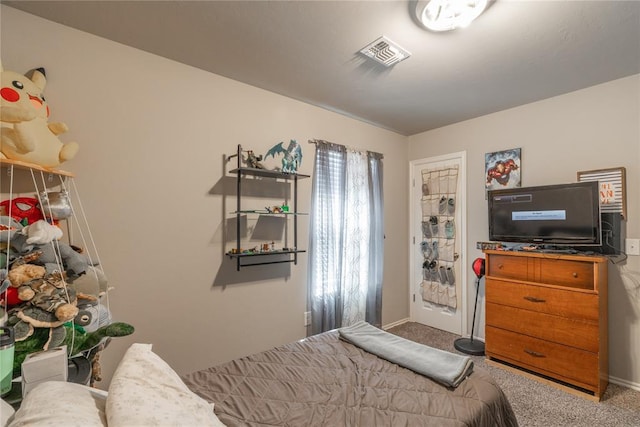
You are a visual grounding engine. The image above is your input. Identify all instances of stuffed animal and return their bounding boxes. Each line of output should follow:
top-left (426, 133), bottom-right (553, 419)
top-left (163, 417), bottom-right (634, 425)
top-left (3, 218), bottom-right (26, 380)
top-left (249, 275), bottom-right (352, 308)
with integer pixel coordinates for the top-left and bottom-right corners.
top-left (18, 273), bottom-right (79, 323)
top-left (74, 300), bottom-right (112, 333)
top-left (0, 217), bottom-right (89, 279)
top-left (0, 285), bottom-right (20, 307)
top-left (68, 265), bottom-right (109, 298)
top-left (6, 263), bottom-right (78, 322)
top-left (0, 64), bottom-right (79, 167)
top-left (0, 215), bottom-right (23, 243)
top-left (0, 268), bottom-right (8, 291)
top-left (0, 197), bottom-right (44, 225)
top-left (7, 304), bottom-right (67, 349)
top-left (7, 263), bottom-right (46, 288)
top-left (21, 219), bottom-right (63, 245)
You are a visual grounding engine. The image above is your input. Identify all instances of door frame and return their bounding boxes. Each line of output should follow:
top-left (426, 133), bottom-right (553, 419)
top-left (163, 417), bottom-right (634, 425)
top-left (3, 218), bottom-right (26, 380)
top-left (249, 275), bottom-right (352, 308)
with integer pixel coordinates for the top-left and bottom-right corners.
top-left (409, 152), bottom-right (468, 335)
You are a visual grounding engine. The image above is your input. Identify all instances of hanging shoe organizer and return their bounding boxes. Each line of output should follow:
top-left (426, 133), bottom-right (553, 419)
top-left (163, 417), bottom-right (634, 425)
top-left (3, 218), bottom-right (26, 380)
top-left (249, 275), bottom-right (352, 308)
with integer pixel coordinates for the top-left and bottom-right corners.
top-left (419, 166), bottom-right (459, 309)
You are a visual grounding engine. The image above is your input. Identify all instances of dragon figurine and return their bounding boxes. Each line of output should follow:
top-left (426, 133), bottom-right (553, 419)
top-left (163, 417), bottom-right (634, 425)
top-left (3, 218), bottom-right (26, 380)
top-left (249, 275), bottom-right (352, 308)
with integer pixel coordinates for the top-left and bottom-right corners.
top-left (264, 139), bottom-right (302, 173)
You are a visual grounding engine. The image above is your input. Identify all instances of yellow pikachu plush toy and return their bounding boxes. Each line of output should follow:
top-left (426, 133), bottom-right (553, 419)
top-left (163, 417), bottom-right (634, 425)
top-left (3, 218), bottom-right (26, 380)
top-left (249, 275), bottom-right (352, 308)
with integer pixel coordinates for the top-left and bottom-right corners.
top-left (0, 64), bottom-right (79, 167)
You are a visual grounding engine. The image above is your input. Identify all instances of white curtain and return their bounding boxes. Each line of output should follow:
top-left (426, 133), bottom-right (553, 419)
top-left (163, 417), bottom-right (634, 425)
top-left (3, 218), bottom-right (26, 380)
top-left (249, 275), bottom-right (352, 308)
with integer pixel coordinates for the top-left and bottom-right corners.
top-left (308, 141), bottom-right (384, 334)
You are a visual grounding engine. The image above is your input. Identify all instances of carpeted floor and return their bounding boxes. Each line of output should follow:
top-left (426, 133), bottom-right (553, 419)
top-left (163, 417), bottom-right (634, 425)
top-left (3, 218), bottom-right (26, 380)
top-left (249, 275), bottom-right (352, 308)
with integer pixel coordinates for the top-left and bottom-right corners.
top-left (387, 322), bottom-right (640, 427)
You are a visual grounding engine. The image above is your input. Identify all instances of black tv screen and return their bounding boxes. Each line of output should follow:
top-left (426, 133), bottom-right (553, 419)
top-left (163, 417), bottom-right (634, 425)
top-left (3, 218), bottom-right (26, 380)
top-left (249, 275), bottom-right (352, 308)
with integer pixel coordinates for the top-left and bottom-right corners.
top-left (488, 181), bottom-right (601, 246)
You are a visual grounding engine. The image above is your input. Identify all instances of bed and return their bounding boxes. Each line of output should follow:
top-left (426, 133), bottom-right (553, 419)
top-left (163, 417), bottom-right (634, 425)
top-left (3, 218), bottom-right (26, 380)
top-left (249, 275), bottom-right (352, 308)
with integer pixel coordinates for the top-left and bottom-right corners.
top-left (5, 323), bottom-right (518, 427)
top-left (181, 324), bottom-right (518, 426)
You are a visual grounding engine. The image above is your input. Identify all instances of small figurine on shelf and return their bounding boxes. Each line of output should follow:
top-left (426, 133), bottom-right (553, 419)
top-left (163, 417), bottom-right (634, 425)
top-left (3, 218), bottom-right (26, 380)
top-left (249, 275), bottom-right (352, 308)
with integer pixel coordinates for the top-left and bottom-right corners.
top-left (243, 150), bottom-right (265, 169)
top-left (265, 206), bottom-right (283, 214)
top-left (281, 203), bottom-right (289, 212)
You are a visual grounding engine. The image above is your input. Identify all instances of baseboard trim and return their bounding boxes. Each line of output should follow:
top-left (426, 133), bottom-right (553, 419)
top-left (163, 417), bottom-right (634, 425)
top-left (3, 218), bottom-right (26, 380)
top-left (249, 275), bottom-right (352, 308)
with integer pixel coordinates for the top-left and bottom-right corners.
top-left (382, 317), bottom-right (410, 330)
top-left (609, 375), bottom-right (640, 392)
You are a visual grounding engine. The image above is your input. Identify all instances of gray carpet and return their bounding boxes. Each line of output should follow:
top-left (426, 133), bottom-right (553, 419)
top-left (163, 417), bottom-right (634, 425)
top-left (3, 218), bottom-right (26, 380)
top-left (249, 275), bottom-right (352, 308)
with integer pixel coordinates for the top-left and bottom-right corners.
top-left (387, 322), bottom-right (640, 427)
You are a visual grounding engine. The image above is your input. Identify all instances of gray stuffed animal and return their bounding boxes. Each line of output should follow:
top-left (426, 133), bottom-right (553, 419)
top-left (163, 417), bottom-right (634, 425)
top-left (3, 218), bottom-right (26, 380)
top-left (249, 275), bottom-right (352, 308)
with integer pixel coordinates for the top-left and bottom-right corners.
top-left (0, 216), bottom-right (88, 279)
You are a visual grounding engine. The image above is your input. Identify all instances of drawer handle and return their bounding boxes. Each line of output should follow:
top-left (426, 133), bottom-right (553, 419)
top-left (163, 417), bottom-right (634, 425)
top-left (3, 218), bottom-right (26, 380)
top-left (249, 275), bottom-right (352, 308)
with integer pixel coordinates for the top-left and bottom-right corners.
top-left (523, 296), bottom-right (546, 303)
top-left (572, 272), bottom-right (578, 278)
top-left (524, 349), bottom-right (546, 358)
top-left (497, 264), bottom-right (504, 270)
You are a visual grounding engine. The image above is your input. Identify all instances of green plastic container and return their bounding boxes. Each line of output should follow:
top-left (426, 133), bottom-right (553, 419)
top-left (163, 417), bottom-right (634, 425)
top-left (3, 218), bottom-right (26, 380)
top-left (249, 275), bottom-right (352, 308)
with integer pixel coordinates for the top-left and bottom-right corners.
top-left (0, 326), bottom-right (14, 396)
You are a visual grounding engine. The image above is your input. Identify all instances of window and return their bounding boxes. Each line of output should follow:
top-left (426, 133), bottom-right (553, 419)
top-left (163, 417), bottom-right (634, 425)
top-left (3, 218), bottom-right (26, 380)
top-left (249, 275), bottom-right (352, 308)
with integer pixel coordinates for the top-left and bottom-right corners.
top-left (308, 142), bottom-right (383, 333)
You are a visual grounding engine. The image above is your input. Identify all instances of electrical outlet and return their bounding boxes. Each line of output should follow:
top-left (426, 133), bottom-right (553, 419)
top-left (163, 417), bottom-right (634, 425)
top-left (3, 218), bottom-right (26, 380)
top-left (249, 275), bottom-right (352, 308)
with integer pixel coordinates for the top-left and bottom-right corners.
top-left (626, 238), bottom-right (640, 256)
top-left (304, 311), bottom-right (311, 326)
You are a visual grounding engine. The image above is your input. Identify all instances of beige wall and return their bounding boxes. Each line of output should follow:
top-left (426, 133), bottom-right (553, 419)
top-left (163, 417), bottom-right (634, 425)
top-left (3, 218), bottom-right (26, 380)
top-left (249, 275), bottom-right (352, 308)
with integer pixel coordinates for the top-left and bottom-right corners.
top-left (408, 74), bottom-right (640, 387)
top-left (1, 6), bottom-right (409, 388)
top-left (3, 5), bottom-right (639, 390)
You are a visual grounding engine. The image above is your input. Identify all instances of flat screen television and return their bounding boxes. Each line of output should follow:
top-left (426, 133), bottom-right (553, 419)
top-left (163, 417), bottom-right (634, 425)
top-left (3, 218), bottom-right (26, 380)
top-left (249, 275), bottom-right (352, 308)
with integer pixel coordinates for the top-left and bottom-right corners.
top-left (488, 181), bottom-right (601, 246)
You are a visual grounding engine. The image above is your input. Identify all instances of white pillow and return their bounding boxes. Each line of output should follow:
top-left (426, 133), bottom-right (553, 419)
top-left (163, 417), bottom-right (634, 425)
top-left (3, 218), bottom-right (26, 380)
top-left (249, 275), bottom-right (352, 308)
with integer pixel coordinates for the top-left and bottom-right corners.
top-left (8, 381), bottom-right (107, 427)
top-left (1, 397), bottom-right (16, 426)
top-left (106, 343), bottom-right (224, 427)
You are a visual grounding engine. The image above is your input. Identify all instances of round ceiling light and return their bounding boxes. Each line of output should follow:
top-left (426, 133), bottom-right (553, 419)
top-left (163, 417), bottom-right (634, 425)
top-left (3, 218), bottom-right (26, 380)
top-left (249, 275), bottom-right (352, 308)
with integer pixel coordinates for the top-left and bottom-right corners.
top-left (415, 0), bottom-right (489, 32)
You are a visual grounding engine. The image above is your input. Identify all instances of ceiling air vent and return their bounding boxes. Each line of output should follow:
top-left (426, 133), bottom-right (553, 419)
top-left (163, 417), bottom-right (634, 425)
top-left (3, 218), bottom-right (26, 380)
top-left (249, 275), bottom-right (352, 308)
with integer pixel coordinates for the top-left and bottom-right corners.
top-left (359, 36), bottom-right (411, 67)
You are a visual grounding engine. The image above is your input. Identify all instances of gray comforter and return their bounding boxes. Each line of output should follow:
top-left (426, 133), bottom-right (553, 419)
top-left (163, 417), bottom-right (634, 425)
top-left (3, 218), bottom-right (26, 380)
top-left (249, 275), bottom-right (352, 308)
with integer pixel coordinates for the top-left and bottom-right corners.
top-left (182, 330), bottom-right (518, 426)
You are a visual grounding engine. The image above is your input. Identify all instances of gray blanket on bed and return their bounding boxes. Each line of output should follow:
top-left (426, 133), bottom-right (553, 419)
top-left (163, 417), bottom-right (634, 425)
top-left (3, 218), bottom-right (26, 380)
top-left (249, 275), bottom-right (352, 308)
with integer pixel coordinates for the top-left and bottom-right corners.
top-left (338, 321), bottom-right (473, 387)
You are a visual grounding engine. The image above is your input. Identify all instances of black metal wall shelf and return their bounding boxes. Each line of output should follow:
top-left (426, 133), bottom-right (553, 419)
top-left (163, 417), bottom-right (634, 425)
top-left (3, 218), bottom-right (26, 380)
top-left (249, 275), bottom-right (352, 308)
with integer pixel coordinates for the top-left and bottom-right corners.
top-left (229, 167), bottom-right (309, 180)
top-left (230, 211), bottom-right (308, 216)
top-left (227, 249), bottom-right (307, 268)
top-left (226, 144), bottom-right (309, 271)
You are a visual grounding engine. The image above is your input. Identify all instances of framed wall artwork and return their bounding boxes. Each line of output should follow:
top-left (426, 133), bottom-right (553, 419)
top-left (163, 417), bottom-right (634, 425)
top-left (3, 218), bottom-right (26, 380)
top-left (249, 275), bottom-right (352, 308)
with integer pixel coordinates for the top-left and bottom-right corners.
top-left (485, 148), bottom-right (521, 191)
top-left (577, 167), bottom-right (627, 219)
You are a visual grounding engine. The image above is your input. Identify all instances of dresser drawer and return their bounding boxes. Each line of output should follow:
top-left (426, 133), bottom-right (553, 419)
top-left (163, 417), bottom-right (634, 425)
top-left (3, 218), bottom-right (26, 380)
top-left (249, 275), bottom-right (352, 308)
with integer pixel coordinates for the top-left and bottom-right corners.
top-left (486, 303), bottom-right (598, 352)
top-left (487, 254), bottom-right (530, 281)
top-left (486, 326), bottom-right (599, 388)
top-left (486, 279), bottom-right (599, 321)
top-left (538, 258), bottom-right (594, 290)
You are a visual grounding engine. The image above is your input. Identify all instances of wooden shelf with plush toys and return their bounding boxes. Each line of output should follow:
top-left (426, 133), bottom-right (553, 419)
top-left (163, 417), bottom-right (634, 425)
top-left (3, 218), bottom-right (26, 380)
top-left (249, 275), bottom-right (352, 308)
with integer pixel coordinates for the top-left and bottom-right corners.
top-left (0, 159), bottom-right (75, 178)
top-left (1, 65), bottom-right (133, 402)
top-left (225, 143), bottom-right (308, 271)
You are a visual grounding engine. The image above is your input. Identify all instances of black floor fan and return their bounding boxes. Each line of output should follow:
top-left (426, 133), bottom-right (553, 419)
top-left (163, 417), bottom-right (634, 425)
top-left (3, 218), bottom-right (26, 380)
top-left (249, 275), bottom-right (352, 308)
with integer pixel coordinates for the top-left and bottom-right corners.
top-left (454, 257), bottom-right (486, 356)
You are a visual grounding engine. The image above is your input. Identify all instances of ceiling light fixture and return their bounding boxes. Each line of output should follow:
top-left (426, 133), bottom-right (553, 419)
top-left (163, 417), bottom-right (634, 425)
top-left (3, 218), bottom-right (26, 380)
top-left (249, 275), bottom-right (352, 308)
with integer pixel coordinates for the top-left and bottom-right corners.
top-left (415, 0), bottom-right (489, 32)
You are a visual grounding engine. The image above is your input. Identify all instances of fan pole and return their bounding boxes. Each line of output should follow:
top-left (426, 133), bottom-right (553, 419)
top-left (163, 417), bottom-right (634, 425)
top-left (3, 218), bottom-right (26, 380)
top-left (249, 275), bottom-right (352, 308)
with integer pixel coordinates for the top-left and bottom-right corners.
top-left (454, 277), bottom-right (486, 356)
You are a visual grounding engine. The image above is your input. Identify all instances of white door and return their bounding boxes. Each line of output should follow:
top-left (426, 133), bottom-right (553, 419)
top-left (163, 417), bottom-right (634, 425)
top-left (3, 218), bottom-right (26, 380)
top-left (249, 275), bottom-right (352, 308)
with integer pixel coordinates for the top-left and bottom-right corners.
top-left (409, 153), bottom-right (467, 335)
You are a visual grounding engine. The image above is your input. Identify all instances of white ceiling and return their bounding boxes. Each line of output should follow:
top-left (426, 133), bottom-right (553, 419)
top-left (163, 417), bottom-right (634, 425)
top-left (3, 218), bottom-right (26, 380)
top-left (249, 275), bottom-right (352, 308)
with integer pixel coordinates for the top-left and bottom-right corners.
top-left (5, 0), bottom-right (640, 136)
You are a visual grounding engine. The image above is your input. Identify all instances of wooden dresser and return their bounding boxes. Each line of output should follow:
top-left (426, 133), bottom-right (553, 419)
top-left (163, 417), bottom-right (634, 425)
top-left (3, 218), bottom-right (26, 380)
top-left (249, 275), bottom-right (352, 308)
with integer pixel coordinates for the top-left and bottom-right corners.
top-left (484, 250), bottom-right (608, 400)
